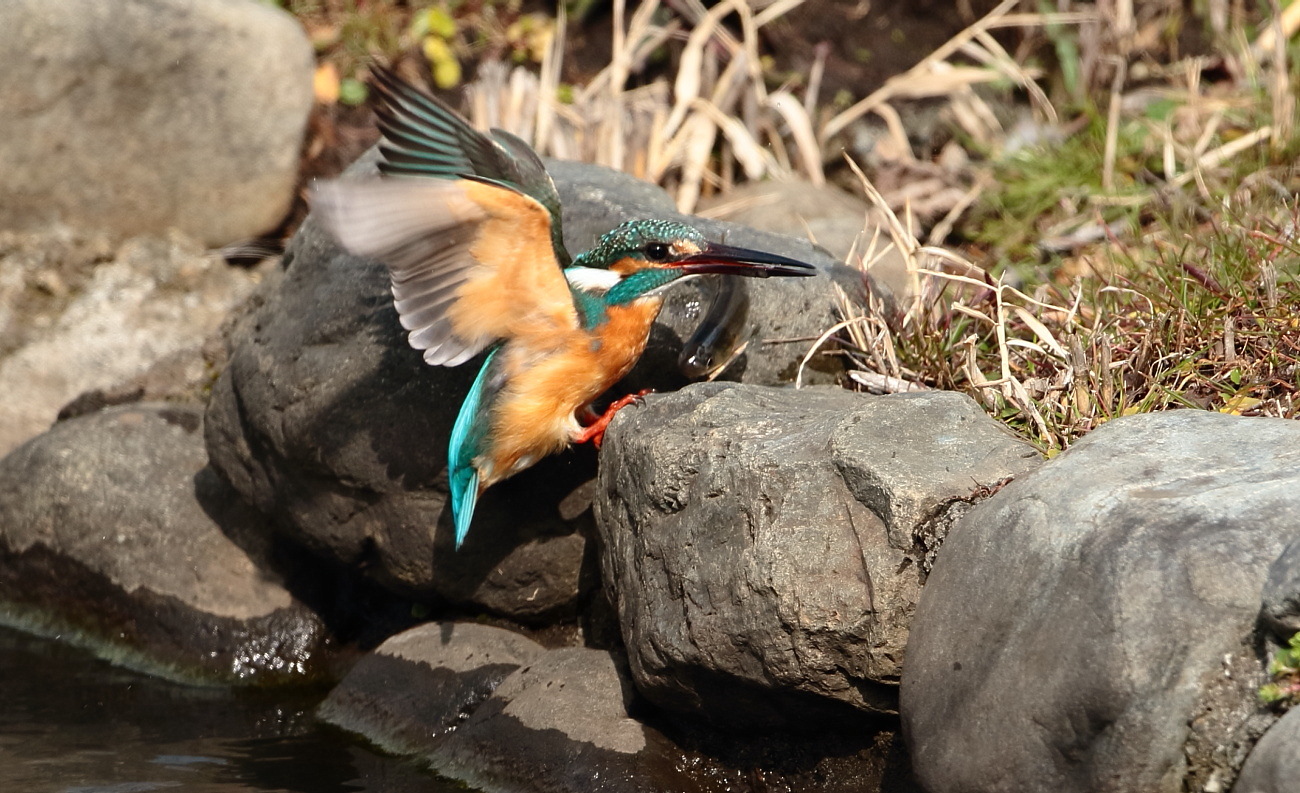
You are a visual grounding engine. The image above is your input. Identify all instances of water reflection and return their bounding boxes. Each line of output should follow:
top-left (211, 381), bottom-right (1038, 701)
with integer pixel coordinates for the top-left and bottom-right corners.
top-left (0, 626), bottom-right (463, 793)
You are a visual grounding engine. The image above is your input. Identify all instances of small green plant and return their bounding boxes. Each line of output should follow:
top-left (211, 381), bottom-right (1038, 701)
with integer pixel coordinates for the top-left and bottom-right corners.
top-left (1260, 632), bottom-right (1300, 708)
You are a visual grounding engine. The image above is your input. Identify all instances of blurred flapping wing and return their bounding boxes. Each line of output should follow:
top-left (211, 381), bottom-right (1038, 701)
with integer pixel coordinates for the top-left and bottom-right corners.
top-left (312, 176), bottom-right (578, 366)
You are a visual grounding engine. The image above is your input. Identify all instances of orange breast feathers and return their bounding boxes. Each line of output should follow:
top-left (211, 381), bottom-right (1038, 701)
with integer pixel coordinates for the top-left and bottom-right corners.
top-left (477, 297), bottom-right (663, 485)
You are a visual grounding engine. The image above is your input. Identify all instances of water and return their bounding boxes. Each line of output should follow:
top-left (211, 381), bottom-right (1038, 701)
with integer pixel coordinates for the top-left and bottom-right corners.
top-left (0, 626), bottom-right (465, 793)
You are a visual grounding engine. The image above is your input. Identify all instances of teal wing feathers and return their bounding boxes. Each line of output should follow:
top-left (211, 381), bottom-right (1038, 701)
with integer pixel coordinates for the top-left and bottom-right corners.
top-left (370, 68), bottom-right (572, 266)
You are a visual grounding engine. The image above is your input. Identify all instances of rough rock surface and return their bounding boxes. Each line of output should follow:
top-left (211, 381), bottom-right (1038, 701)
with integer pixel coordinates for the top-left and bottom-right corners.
top-left (0, 0), bottom-right (313, 245)
top-left (901, 410), bottom-right (1300, 793)
top-left (322, 622), bottom-right (909, 792)
top-left (1234, 707), bottom-right (1300, 793)
top-left (432, 647), bottom-right (680, 791)
top-left (0, 403), bottom-right (331, 685)
top-left (595, 382), bottom-right (1039, 729)
top-left (319, 621), bottom-right (546, 756)
top-left (205, 154), bottom-right (856, 615)
top-left (0, 227), bottom-right (265, 457)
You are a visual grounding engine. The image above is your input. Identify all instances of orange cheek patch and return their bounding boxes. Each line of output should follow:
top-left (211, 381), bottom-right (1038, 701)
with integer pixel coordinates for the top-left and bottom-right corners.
top-left (609, 257), bottom-right (643, 275)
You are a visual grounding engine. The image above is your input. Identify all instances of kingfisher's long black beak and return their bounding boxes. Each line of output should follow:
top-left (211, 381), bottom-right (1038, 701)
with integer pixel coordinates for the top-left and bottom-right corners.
top-left (679, 243), bottom-right (818, 277)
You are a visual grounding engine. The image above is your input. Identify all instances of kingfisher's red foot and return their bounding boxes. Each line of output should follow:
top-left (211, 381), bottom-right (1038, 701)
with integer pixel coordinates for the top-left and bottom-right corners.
top-left (574, 389), bottom-right (653, 449)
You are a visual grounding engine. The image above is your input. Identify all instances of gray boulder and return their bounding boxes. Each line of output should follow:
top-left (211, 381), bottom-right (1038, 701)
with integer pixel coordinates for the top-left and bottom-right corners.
top-left (0, 0), bottom-right (313, 245)
top-left (319, 621), bottom-right (547, 756)
top-left (0, 228), bottom-right (263, 457)
top-left (430, 646), bottom-right (680, 792)
top-left (204, 155), bottom-right (855, 617)
top-left (322, 622), bottom-right (907, 792)
top-left (0, 403), bottom-right (331, 685)
top-left (595, 382), bottom-right (1039, 729)
top-left (1234, 707), bottom-right (1300, 793)
top-left (902, 410), bottom-right (1300, 793)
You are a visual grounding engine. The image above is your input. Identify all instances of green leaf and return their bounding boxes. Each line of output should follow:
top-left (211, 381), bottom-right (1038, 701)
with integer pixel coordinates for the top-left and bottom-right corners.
top-left (339, 78), bottom-right (368, 106)
top-left (1259, 682), bottom-right (1284, 703)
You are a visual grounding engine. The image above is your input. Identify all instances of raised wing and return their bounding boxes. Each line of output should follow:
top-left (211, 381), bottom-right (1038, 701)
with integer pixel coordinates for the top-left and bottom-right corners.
top-left (312, 177), bottom-right (579, 366)
top-left (370, 68), bottom-right (571, 266)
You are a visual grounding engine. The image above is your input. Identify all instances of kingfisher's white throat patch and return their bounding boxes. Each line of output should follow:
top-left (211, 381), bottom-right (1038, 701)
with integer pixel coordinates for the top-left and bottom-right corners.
top-left (564, 266), bottom-right (622, 292)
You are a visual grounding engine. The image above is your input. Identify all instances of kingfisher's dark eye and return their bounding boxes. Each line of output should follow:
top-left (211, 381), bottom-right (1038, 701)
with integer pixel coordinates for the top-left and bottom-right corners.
top-left (644, 242), bottom-right (671, 261)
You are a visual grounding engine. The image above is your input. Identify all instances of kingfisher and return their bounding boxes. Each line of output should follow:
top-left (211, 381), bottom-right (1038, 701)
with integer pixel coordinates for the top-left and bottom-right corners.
top-left (313, 68), bottom-right (816, 548)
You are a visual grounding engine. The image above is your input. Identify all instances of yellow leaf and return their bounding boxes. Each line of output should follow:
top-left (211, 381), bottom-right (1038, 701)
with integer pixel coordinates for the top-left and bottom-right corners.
top-left (411, 7), bottom-right (457, 39)
top-left (314, 63), bottom-right (340, 105)
top-left (1220, 395), bottom-right (1263, 415)
top-left (423, 36), bottom-right (462, 89)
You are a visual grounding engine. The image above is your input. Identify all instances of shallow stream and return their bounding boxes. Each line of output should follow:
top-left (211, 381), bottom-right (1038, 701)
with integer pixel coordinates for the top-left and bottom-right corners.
top-left (0, 625), bottom-right (464, 793)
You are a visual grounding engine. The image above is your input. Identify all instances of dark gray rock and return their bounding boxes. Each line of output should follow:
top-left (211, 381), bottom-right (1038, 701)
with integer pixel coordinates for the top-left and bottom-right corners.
top-left (0, 0), bottom-right (312, 245)
top-left (322, 619), bottom-right (917, 792)
top-left (1262, 536), bottom-right (1300, 639)
top-left (1234, 707), bottom-right (1300, 793)
top-left (595, 382), bottom-right (1039, 729)
top-left (902, 410), bottom-right (1300, 793)
top-left (0, 403), bottom-right (331, 685)
top-left (319, 621), bottom-right (546, 756)
top-left (205, 154), bottom-right (855, 616)
top-left (433, 647), bottom-right (683, 792)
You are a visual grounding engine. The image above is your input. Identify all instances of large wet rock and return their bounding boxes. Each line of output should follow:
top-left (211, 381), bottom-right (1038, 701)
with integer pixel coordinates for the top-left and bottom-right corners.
top-left (902, 410), bottom-right (1300, 793)
top-left (0, 0), bottom-right (312, 245)
top-left (595, 382), bottom-right (1039, 729)
top-left (204, 154), bottom-right (856, 617)
top-left (0, 403), bottom-right (332, 685)
top-left (321, 621), bottom-right (911, 792)
top-left (0, 227), bottom-right (265, 457)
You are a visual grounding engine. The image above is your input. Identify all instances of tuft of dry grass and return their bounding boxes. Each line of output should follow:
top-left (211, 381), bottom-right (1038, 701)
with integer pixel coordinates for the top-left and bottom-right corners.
top-left (827, 170), bottom-right (1300, 451)
top-left (779, 0), bottom-right (1300, 451)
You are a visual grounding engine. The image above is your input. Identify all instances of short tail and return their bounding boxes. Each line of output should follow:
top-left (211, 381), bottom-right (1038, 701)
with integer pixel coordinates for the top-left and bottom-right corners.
top-left (447, 349), bottom-right (499, 550)
top-left (451, 467), bottom-right (480, 550)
